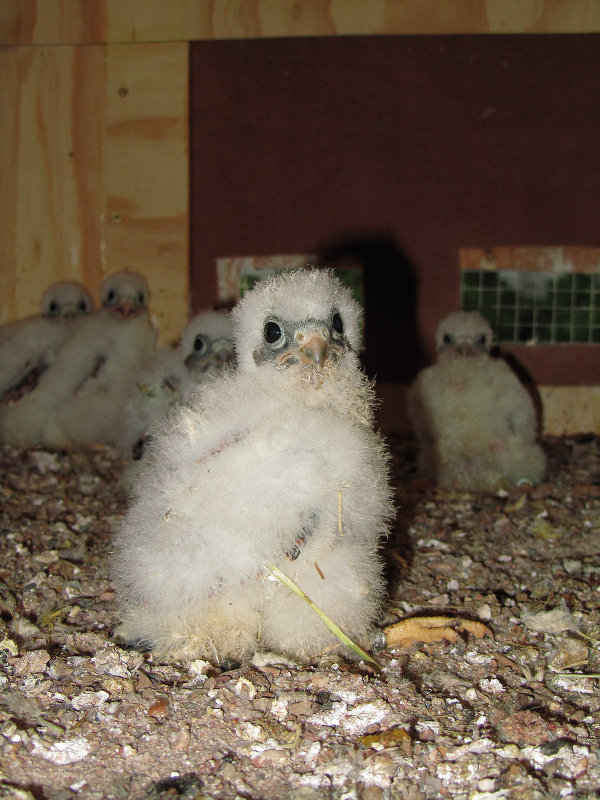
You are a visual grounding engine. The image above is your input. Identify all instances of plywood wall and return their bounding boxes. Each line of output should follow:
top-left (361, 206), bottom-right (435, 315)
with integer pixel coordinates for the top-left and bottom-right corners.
top-left (0, 45), bottom-right (105, 322)
top-left (0, 40), bottom-right (188, 343)
top-left (1, 0), bottom-right (599, 44)
top-left (2, 0), bottom-right (598, 339)
top-left (1, 0), bottom-right (598, 430)
top-left (104, 43), bottom-right (189, 341)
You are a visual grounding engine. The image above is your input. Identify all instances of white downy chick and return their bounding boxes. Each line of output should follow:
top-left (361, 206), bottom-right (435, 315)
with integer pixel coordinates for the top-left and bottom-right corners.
top-left (112, 269), bottom-right (394, 665)
top-left (0, 281), bottom-right (94, 401)
top-left (407, 310), bottom-right (546, 491)
top-left (119, 310), bottom-right (234, 462)
top-left (0, 271), bottom-right (157, 446)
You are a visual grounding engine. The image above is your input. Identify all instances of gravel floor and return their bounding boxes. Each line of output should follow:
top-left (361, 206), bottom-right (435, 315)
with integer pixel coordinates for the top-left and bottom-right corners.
top-left (0, 434), bottom-right (599, 799)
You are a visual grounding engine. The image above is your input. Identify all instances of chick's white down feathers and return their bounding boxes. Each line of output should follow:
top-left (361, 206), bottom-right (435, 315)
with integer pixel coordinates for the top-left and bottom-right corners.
top-left (112, 269), bottom-right (393, 663)
top-left (407, 310), bottom-right (546, 490)
top-left (0, 281), bottom-right (94, 403)
top-left (118, 310), bottom-right (234, 462)
top-left (0, 271), bottom-right (157, 446)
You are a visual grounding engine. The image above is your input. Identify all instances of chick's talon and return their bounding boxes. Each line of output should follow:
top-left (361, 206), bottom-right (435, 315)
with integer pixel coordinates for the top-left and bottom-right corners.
top-left (383, 615), bottom-right (493, 649)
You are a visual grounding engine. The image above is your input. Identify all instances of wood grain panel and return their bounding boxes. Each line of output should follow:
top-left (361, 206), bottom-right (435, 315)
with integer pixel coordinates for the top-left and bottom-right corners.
top-left (0, 48), bottom-right (19, 324)
top-left (539, 386), bottom-right (600, 436)
top-left (1, 0), bottom-right (599, 45)
top-left (1, 45), bottom-right (105, 320)
top-left (105, 42), bottom-right (189, 344)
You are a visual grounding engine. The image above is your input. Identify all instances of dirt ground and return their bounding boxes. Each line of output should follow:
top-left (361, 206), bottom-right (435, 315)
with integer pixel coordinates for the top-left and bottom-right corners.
top-left (0, 433), bottom-right (599, 799)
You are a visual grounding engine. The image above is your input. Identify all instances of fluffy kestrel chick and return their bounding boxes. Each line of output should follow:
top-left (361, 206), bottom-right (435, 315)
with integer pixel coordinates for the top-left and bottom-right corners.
top-left (0, 271), bottom-right (156, 446)
top-left (407, 310), bottom-right (546, 491)
top-left (112, 269), bottom-right (393, 665)
top-left (119, 310), bottom-right (234, 464)
top-left (0, 281), bottom-right (94, 402)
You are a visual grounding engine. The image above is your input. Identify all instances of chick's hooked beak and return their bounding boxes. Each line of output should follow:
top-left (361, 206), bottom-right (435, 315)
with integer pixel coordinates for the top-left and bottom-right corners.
top-left (113, 300), bottom-right (144, 320)
top-left (277, 322), bottom-right (342, 372)
top-left (455, 340), bottom-right (483, 357)
top-left (296, 327), bottom-right (329, 367)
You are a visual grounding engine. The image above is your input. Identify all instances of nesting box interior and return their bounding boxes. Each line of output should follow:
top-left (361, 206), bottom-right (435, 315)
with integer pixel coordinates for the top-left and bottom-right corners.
top-left (1, 4), bottom-right (599, 438)
top-left (1, 5), bottom-right (600, 798)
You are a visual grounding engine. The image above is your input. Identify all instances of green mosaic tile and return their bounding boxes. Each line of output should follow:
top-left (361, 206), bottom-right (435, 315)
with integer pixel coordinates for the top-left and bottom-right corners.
top-left (460, 268), bottom-right (599, 344)
top-left (479, 308), bottom-right (496, 327)
top-left (498, 325), bottom-right (516, 341)
top-left (535, 308), bottom-right (553, 325)
top-left (479, 289), bottom-right (499, 308)
top-left (461, 290), bottom-right (480, 310)
top-left (574, 292), bottom-right (591, 307)
top-left (573, 274), bottom-right (592, 291)
top-left (573, 327), bottom-right (590, 343)
top-left (555, 326), bottom-right (572, 343)
top-left (573, 309), bottom-right (591, 326)
top-left (556, 291), bottom-right (572, 307)
top-left (517, 308), bottom-right (534, 324)
top-left (481, 271), bottom-right (500, 288)
top-left (536, 327), bottom-right (553, 343)
top-left (462, 271), bottom-right (481, 288)
top-left (556, 274), bottom-right (573, 290)
top-left (518, 326), bottom-right (534, 341)
top-left (556, 308), bottom-right (573, 326)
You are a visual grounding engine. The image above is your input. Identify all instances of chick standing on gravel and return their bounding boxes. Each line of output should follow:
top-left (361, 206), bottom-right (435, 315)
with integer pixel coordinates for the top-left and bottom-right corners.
top-left (407, 310), bottom-right (546, 491)
top-left (112, 269), bottom-right (393, 664)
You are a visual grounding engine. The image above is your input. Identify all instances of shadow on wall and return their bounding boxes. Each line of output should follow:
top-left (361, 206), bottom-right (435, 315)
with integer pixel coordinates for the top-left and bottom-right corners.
top-left (318, 234), bottom-right (427, 384)
top-left (500, 351), bottom-right (545, 436)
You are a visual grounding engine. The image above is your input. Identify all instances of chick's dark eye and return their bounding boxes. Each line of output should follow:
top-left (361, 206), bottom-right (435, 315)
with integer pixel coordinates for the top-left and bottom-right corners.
top-left (264, 320), bottom-right (283, 344)
top-left (332, 312), bottom-right (344, 336)
top-left (107, 289), bottom-right (116, 304)
top-left (78, 300), bottom-right (87, 312)
top-left (194, 335), bottom-right (207, 354)
top-left (137, 292), bottom-right (145, 306)
top-left (442, 333), bottom-right (453, 344)
top-left (49, 301), bottom-right (58, 315)
top-left (476, 333), bottom-right (487, 346)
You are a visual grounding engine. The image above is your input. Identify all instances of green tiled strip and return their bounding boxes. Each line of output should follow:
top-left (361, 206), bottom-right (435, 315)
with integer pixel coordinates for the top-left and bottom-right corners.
top-left (460, 270), bottom-right (600, 344)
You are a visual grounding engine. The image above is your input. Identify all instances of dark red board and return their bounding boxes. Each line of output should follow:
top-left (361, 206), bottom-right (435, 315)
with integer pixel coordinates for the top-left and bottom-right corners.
top-left (190, 34), bottom-right (600, 383)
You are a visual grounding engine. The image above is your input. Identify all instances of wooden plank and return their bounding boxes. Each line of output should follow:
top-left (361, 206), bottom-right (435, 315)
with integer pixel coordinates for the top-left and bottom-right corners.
top-left (2, 0), bottom-right (599, 45)
top-left (1, 45), bottom-right (105, 321)
top-left (376, 383), bottom-right (600, 436)
top-left (0, 48), bottom-right (19, 324)
top-left (105, 42), bottom-right (189, 345)
top-left (539, 386), bottom-right (600, 436)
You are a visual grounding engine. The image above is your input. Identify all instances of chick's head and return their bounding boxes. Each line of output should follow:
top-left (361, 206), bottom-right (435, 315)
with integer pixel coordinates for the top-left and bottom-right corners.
top-left (232, 269), bottom-right (362, 377)
top-left (436, 311), bottom-right (494, 359)
top-left (41, 281), bottom-right (94, 319)
top-left (101, 271), bottom-right (150, 319)
top-left (181, 310), bottom-right (235, 375)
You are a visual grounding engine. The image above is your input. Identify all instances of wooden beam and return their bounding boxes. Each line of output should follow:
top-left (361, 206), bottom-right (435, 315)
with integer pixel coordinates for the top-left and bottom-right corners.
top-left (2, 0), bottom-right (599, 45)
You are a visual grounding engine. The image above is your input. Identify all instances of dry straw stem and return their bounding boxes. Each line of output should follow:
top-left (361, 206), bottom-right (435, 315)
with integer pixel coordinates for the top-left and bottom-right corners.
top-left (265, 563), bottom-right (382, 673)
